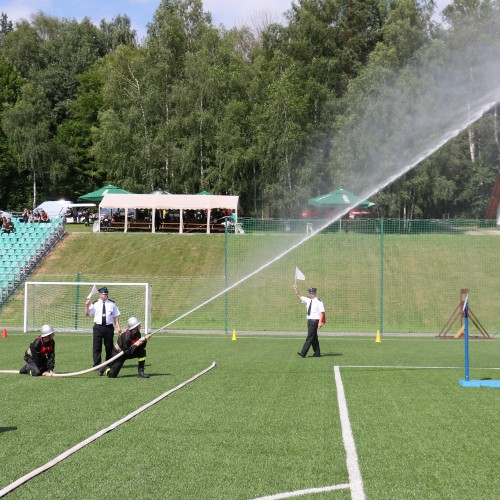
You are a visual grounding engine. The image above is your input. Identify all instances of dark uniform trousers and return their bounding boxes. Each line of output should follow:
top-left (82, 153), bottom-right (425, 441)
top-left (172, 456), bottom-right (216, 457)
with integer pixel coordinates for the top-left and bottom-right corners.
top-left (300, 319), bottom-right (321, 357)
top-left (107, 345), bottom-right (147, 378)
top-left (93, 323), bottom-right (114, 366)
top-left (23, 356), bottom-right (49, 376)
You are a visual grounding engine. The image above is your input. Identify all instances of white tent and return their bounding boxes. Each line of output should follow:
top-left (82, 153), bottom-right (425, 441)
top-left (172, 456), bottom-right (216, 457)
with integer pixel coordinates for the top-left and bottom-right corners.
top-left (35, 200), bottom-right (95, 219)
top-left (99, 193), bottom-right (239, 233)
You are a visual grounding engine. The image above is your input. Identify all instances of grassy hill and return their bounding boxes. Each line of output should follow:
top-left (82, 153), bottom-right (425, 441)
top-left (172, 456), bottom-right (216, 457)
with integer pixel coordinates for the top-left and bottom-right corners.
top-left (2, 224), bottom-right (500, 334)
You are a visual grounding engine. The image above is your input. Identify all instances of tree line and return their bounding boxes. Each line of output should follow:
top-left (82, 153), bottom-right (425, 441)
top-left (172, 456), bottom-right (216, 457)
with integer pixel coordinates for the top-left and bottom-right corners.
top-left (0, 0), bottom-right (499, 218)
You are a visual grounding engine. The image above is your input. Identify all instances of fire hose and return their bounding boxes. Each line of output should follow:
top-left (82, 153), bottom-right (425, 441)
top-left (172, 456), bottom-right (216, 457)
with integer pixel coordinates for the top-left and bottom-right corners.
top-left (0, 334), bottom-right (151, 377)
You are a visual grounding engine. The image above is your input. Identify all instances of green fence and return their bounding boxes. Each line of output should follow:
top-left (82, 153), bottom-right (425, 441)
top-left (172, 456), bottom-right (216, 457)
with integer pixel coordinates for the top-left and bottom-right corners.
top-left (1, 219), bottom-right (499, 335)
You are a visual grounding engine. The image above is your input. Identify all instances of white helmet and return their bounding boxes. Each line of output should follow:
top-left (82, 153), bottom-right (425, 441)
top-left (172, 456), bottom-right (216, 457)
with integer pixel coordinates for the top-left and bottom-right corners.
top-left (127, 317), bottom-right (141, 330)
top-left (40, 324), bottom-right (55, 337)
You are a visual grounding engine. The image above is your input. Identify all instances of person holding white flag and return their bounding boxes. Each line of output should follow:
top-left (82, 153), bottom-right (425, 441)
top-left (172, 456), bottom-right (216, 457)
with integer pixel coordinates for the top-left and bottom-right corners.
top-left (85, 286), bottom-right (122, 375)
top-left (292, 284), bottom-right (326, 358)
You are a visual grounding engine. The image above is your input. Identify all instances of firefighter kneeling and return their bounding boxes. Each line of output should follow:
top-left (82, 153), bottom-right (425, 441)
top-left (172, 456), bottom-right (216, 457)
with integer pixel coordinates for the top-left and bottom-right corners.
top-left (19, 324), bottom-right (56, 377)
top-left (105, 317), bottom-right (150, 379)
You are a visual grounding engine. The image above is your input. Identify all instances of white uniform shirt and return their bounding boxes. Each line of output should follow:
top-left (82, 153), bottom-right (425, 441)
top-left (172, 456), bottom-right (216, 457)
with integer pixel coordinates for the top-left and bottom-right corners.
top-left (300, 296), bottom-right (325, 320)
top-left (88, 299), bottom-right (120, 326)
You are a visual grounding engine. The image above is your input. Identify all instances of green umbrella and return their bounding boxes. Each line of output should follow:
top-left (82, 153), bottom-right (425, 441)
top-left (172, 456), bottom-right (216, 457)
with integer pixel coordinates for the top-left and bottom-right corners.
top-left (77, 184), bottom-right (132, 203)
top-left (197, 190), bottom-right (212, 195)
top-left (308, 189), bottom-right (374, 209)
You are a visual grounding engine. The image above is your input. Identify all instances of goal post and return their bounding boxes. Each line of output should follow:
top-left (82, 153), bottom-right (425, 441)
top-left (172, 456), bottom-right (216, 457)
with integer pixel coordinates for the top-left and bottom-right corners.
top-left (24, 281), bottom-right (152, 333)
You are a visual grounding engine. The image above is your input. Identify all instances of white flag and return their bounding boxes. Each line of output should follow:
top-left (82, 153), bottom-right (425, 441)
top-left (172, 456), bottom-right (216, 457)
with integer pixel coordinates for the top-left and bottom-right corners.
top-left (86, 284), bottom-right (98, 300)
top-left (295, 267), bottom-right (306, 281)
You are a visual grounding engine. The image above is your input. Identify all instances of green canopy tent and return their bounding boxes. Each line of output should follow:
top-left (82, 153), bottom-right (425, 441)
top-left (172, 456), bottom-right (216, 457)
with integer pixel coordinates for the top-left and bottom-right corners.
top-left (307, 189), bottom-right (375, 228)
top-left (197, 191), bottom-right (212, 195)
top-left (77, 184), bottom-right (132, 203)
top-left (308, 188), bottom-right (374, 209)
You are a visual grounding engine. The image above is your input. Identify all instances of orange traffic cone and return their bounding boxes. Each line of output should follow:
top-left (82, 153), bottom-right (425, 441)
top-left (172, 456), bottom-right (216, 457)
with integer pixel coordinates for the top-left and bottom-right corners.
top-left (2, 328), bottom-right (7, 338)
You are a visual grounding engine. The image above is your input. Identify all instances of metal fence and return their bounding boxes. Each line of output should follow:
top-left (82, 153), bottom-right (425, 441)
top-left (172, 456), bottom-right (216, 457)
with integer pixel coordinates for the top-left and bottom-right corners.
top-left (1, 218), bottom-right (499, 336)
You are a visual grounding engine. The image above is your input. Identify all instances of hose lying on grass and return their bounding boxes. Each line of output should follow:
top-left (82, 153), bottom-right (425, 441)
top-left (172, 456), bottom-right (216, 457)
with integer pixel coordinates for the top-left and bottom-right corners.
top-left (0, 361), bottom-right (217, 498)
top-left (0, 336), bottom-right (148, 377)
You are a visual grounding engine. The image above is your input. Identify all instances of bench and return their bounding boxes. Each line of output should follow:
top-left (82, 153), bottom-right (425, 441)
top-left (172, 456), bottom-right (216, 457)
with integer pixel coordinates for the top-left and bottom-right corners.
top-left (127, 222), bottom-right (152, 231)
top-left (101, 221), bottom-right (227, 233)
top-left (101, 221), bottom-right (152, 232)
top-left (160, 222), bottom-right (181, 232)
top-left (184, 223), bottom-right (209, 232)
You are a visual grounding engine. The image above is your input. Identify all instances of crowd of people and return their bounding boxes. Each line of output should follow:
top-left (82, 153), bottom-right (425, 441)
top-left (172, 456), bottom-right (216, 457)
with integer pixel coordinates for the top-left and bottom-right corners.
top-left (1, 208), bottom-right (52, 235)
top-left (65, 207), bottom-right (95, 226)
top-left (21, 208), bottom-right (50, 223)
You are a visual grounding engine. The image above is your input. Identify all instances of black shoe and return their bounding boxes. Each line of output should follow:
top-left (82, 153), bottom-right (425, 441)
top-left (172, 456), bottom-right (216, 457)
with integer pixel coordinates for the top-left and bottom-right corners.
top-left (98, 369), bottom-right (104, 376)
top-left (312, 354), bottom-right (321, 357)
top-left (19, 365), bottom-right (29, 374)
top-left (138, 370), bottom-right (150, 378)
top-left (297, 352), bottom-right (305, 358)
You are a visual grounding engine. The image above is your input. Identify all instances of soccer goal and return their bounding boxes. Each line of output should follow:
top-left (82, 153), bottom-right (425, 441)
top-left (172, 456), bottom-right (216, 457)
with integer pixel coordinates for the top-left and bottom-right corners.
top-left (24, 281), bottom-right (152, 333)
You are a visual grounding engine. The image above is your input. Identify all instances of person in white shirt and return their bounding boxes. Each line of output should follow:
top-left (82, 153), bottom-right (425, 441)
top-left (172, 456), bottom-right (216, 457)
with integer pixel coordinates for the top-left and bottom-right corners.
top-left (85, 286), bottom-right (122, 375)
top-left (292, 284), bottom-right (326, 358)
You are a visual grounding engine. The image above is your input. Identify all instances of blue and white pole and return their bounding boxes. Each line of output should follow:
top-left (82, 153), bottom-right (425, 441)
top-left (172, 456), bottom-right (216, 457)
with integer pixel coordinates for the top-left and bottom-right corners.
top-left (463, 294), bottom-right (469, 382)
top-left (460, 293), bottom-right (500, 387)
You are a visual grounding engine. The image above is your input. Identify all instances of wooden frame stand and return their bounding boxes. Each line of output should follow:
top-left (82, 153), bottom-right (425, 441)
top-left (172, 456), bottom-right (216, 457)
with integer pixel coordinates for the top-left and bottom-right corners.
top-left (438, 288), bottom-right (489, 339)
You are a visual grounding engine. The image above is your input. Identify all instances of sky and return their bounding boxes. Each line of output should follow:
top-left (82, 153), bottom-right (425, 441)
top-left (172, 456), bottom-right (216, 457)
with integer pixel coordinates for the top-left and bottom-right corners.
top-left (0, 0), bottom-right (452, 41)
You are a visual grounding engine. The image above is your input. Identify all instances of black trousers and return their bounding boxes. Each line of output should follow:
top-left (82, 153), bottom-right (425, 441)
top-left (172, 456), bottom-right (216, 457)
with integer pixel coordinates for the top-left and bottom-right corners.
top-left (107, 346), bottom-right (147, 378)
top-left (93, 323), bottom-right (114, 366)
top-left (22, 356), bottom-right (48, 376)
top-left (299, 319), bottom-right (321, 357)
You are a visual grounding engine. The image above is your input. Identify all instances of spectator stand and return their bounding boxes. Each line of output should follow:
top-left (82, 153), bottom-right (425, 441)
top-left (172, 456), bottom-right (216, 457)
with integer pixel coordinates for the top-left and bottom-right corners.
top-left (0, 216), bottom-right (65, 305)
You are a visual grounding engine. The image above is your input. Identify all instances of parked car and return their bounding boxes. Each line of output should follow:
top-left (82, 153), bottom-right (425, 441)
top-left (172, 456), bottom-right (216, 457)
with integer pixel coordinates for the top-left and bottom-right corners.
top-left (348, 209), bottom-right (372, 219)
top-left (300, 207), bottom-right (336, 219)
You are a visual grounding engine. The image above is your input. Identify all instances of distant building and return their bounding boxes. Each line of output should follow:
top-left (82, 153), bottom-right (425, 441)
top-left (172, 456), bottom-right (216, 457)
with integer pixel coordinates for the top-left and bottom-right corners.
top-left (485, 176), bottom-right (500, 224)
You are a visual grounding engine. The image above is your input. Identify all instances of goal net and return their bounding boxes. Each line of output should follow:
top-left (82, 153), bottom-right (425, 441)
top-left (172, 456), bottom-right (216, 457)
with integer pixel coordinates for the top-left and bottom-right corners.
top-left (24, 281), bottom-right (152, 333)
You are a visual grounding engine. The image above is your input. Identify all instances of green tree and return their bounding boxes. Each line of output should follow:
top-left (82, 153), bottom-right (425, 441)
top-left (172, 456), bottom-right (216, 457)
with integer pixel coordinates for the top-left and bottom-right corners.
top-left (0, 12), bottom-right (13, 38)
top-left (92, 44), bottom-right (157, 191)
top-left (1, 83), bottom-right (52, 207)
top-left (56, 67), bottom-right (105, 198)
top-left (250, 53), bottom-right (314, 216)
top-left (0, 55), bottom-right (26, 208)
top-left (99, 14), bottom-right (137, 51)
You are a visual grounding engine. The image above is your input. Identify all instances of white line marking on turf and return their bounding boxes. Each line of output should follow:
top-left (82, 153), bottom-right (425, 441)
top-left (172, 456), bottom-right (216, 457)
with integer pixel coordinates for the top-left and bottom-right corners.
top-left (251, 483), bottom-right (350, 499)
top-left (342, 364), bottom-right (463, 369)
top-left (0, 362), bottom-right (217, 498)
top-left (334, 365), bottom-right (366, 500)
top-left (251, 365), bottom-right (365, 500)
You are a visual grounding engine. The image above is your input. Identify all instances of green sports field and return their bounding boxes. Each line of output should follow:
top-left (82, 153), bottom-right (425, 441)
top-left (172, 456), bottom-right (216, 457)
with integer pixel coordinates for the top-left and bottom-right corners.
top-left (1, 222), bottom-right (500, 498)
top-left (2, 331), bottom-right (500, 499)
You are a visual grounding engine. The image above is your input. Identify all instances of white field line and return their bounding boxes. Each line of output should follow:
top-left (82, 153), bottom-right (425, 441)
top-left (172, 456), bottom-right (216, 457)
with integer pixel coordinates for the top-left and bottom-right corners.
top-left (341, 364), bottom-right (500, 370)
top-left (251, 365), bottom-right (366, 500)
top-left (342, 364), bottom-right (462, 369)
top-left (334, 365), bottom-right (366, 500)
top-left (251, 483), bottom-right (350, 500)
top-left (0, 361), bottom-right (217, 498)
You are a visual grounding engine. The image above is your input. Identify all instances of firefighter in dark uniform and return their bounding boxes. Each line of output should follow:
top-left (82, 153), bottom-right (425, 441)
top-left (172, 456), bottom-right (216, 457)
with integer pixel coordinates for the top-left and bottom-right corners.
top-left (105, 316), bottom-right (150, 378)
top-left (19, 324), bottom-right (56, 376)
top-left (85, 286), bottom-right (122, 375)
